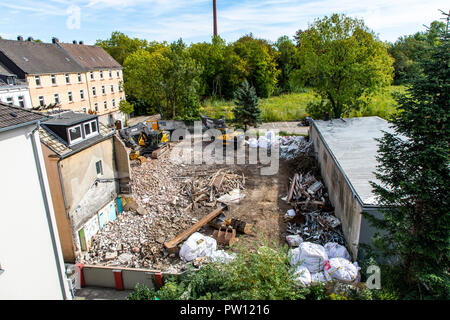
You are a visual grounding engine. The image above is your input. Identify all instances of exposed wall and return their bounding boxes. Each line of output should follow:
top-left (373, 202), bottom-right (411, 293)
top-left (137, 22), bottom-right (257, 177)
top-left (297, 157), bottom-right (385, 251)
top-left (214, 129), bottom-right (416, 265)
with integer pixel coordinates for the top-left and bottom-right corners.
top-left (0, 125), bottom-right (69, 299)
top-left (113, 134), bottom-right (131, 186)
top-left (310, 124), bottom-right (363, 258)
top-left (41, 143), bottom-right (76, 262)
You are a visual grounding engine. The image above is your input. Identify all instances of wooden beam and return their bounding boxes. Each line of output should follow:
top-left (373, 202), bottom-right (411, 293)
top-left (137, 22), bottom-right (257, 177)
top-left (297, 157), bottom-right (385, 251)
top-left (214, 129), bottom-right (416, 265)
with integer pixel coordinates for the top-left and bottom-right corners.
top-left (164, 205), bottom-right (226, 252)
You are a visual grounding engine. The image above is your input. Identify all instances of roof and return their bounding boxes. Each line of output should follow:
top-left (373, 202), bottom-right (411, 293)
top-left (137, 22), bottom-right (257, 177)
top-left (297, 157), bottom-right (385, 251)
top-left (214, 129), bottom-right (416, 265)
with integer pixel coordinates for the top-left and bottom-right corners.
top-left (312, 116), bottom-right (395, 207)
top-left (0, 39), bottom-right (86, 75)
top-left (43, 111), bottom-right (97, 127)
top-left (0, 102), bottom-right (46, 132)
top-left (0, 61), bottom-right (14, 76)
top-left (39, 119), bottom-right (115, 157)
top-left (58, 43), bottom-right (122, 70)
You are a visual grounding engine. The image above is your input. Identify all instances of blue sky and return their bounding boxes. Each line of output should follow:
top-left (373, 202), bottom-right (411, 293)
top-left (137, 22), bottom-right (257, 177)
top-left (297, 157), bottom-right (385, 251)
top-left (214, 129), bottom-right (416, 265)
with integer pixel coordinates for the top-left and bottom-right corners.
top-left (0, 1), bottom-right (447, 45)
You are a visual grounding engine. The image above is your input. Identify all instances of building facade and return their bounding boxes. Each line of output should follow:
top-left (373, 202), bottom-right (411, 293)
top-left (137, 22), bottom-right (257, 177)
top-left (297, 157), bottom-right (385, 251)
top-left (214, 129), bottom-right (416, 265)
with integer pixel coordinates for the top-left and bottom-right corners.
top-left (39, 111), bottom-right (130, 262)
top-left (310, 117), bottom-right (392, 259)
top-left (0, 103), bottom-right (71, 299)
top-left (0, 37), bottom-right (126, 127)
top-left (0, 62), bottom-right (32, 108)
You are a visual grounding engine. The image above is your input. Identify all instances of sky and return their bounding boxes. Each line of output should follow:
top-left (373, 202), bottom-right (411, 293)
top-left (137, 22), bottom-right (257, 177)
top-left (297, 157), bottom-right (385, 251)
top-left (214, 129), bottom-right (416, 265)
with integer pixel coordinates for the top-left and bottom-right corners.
top-left (0, 0), bottom-right (447, 45)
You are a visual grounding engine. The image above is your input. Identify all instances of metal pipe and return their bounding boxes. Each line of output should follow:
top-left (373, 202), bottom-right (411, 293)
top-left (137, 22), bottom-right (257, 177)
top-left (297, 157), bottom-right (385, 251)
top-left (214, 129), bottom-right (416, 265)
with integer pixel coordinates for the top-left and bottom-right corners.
top-left (57, 158), bottom-right (70, 219)
top-left (29, 121), bottom-right (68, 300)
top-left (213, 0), bottom-right (218, 37)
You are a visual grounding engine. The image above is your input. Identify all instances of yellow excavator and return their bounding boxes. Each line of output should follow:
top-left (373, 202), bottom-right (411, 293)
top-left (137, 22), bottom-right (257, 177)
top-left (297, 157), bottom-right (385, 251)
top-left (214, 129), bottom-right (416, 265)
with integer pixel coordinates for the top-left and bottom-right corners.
top-left (119, 123), bottom-right (170, 161)
top-left (200, 115), bottom-right (244, 149)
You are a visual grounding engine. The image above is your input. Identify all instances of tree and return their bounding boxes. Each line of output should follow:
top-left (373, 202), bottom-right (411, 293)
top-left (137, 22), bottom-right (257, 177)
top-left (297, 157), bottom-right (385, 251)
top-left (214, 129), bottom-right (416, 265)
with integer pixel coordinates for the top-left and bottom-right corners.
top-left (123, 39), bottom-right (202, 119)
top-left (274, 36), bottom-right (298, 93)
top-left (119, 100), bottom-right (134, 115)
top-left (388, 20), bottom-right (446, 84)
top-left (294, 14), bottom-right (394, 119)
top-left (96, 31), bottom-right (150, 65)
top-left (232, 34), bottom-right (280, 98)
top-left (232, 80), bottom-right (262, 131)
top-left (364, 12), bottom-right (449, 299)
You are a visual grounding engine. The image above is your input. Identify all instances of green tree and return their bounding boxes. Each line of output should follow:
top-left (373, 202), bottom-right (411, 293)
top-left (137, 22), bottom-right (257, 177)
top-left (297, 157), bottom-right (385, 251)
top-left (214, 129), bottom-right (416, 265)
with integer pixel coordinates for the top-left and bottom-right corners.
top-left (388, 20), bottom-right (446, 84)
top-left (232, 34), bottom-right (280, 98)
top-left (294, 14), bottom-right (394, 119)
top-left (364, 12), bottom-right (450, 299)
top-left (96, 31), bottom-right (150, 65)
top-left (232, 80), bottom-right (262, 131)
top-left (119, 99), bottom-right (134, 115)
top-left (274, 36), bottom-right (298, 93)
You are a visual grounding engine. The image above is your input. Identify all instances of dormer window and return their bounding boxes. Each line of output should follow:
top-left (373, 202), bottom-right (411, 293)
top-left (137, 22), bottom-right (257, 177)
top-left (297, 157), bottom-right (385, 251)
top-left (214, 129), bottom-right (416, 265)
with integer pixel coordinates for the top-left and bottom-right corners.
top-left (84, 119), bottom-right (98, 138)
top-left (68, 125), bottom-right (82, 145)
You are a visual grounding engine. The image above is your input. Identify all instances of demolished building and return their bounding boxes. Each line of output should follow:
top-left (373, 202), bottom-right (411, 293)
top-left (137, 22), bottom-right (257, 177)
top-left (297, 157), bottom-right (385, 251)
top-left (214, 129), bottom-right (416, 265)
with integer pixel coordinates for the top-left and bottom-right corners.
top-left (309, 116), bottom-right (393, 258)
top-left (39, 110), bottom-right (131, 262)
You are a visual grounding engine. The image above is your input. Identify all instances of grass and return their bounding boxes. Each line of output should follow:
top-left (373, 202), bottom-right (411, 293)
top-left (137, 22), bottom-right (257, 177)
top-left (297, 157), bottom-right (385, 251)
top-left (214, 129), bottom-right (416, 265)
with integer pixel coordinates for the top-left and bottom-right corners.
top-left (200, 86), bottom-right (405, 122)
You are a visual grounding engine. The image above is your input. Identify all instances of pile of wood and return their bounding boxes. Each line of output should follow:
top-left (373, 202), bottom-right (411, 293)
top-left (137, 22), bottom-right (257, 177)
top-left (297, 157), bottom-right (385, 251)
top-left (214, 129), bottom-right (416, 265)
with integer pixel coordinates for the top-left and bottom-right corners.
top-left (183, 168), bottom-right (245, 210)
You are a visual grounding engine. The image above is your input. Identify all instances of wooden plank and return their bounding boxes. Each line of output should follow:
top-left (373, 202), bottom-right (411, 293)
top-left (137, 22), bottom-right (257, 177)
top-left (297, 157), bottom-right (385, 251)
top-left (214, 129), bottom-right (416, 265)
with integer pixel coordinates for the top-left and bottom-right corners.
top-left (164, 205), bottom-right (226, 251)
top-left (287, 173), bottom-right (299, 202)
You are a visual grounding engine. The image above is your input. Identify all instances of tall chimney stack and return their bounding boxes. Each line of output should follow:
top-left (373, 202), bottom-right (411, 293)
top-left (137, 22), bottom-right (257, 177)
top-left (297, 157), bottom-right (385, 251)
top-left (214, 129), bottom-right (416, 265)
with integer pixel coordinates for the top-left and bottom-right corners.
top-left (213, 0), bottom-right (218, 37)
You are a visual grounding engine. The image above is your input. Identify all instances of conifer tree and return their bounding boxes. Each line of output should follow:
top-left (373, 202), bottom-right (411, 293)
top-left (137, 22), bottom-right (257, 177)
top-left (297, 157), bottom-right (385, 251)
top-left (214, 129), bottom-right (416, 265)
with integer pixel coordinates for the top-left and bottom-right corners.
top-left (364, 11), bottom-right (449, 299)
top-left (232, 80), bottom-right (262, 131)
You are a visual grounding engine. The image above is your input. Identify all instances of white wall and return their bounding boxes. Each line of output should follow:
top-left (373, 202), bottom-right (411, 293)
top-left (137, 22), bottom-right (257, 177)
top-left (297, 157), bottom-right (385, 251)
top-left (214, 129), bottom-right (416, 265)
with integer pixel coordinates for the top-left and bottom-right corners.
top-left (0, 86), bottom-right (32, 109)
top-left (0, 125), bottom-right (71, 299)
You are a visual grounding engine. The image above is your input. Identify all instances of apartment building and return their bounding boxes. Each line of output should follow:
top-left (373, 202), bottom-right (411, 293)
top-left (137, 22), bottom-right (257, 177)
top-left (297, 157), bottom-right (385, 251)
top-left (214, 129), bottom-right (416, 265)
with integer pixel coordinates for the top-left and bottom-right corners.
top-left (0, 37), bottom-right (126, 128)
top-left (0, 61), bottom-right (32, 108)
top-left (0, 38), bottom-right (88, 112)
top-left (58, 41), bottom-right (126, 128)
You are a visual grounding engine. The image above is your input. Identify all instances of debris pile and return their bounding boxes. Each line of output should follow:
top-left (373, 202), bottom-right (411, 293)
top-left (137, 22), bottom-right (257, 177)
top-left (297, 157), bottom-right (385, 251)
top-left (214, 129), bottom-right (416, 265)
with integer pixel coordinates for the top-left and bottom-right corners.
top-left (182, 168), bottom-right (246, 209)
top-left (278, 136), bottom-right (313, 160)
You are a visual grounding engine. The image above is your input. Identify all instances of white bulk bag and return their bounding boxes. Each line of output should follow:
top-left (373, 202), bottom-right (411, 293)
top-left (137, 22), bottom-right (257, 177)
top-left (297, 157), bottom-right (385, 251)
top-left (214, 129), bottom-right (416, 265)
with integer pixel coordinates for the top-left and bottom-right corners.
top-left (179, 232), bottom-right (217, 262)
top-left (324, 242), bottom-right (352, 261)
top-left (294, 265), bottom-right (311, 287)
top-left (289, 242), bottom-right (328, 273)
top-left (324, 257), bottom-right (359, 282)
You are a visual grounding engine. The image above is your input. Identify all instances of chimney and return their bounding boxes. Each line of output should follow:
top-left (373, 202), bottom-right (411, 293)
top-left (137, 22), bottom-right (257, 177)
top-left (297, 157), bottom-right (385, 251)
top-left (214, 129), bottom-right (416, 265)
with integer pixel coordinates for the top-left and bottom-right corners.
top-left (73, 40), bottom-right (78, 44)
top-left (213, 0), bottom-right (218, 37)
top-left (52, 37), bottom-right (59, 44)
top-left (79, 41), bottom-right (84, 45)
top-left (17, 36), bottom-right (24, 41)
top-left (27, 37), bottom-right (34, 42)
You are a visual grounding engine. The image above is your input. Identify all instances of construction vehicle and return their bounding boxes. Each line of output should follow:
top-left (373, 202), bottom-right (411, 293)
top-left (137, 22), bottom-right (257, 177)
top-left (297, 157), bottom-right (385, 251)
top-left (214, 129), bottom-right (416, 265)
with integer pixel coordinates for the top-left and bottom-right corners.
top-left (119, 122), bottom-right (170, 160)
top-left (200, 115), bottom-right (244, 148)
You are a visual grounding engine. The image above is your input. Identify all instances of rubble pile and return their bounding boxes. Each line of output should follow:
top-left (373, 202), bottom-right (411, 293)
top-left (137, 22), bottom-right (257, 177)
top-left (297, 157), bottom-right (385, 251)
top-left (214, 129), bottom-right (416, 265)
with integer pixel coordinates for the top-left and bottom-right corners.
top-left (82, 209), bottom-right (201, 271)
top-left (284, 160), bottom-right (346, 247)
top-left (182, 168), bottom-right (246, 208)
top-left (278, 136), bottom-right (313, 160)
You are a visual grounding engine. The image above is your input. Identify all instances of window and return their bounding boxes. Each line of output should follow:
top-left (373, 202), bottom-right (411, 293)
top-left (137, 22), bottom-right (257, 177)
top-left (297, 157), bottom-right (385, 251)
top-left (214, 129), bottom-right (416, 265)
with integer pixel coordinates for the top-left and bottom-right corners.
top-left (6, 97), bottom-right (13, 105)
top-left (111, 85), bottom-right (114, 93)
top-left (7, 77), bottom-right (15, 85)
top-left (84, 120), bottom-right (98, 138)
top-left (116, 70), bottom-right (120, 77)
top-left (91, 120), bottom-right (97, 133)
top-left (112, 99), bottom-right (116, 108)
top-left (109, 70), bottom-right (112, 78)
top-left (100, 71), bottom-right (103, 79)
top-left (92, 86), bottom-right (96, 96)
top-left (68, 125), bottom-right (82, 144)
top-left (90, 71), bottom-right (94, 80)
top-left (68, 92), bottom-right (73, 102)
top-left (118, 83), bottom-right (122, 92)
top-left (65, 74), bottom-right (70, 84)
top-left (94, 103), bottom-right (98, 112)
top-left (51, 74), bottom-right (56, 85)
top-left (54, 93), bottom-right (60, 104)
top-left (104, 101), bottom-right (107, 110)
top-left (18, 96), bottom-right (24, 108)
top-left (82, 107), bottom-right (87, 113)
top-left (39, 96), bottom-right (45, 106)
top-left (102, 85), bottom-right (105, 94)
top-left (80, 90), bottom-right (85, 100)
top-left (78, 73), bottom-right (82, 82)
top-left (35, 76), bottom-right (41, 86)
top-left (95, 160), bottom-right (103, 176)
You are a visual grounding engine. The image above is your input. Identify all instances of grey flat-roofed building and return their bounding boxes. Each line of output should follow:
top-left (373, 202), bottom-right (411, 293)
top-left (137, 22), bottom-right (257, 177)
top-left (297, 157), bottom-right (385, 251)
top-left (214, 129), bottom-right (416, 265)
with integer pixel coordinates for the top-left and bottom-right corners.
top-left (310, 116), bottom-right (393, 258)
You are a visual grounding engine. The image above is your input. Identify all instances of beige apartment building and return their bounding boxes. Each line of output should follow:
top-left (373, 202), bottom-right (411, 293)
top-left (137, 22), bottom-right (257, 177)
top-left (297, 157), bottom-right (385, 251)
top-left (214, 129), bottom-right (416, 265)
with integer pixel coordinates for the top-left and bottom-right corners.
top-left (0, 37), bottom-right (126, 128)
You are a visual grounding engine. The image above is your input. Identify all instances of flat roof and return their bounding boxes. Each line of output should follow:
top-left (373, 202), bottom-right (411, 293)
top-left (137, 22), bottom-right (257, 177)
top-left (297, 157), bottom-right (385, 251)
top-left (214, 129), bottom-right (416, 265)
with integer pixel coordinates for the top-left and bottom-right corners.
top-left (313, 116), bottom-right (395, 206)
top-left (43, 111), bottom-right (97, 127)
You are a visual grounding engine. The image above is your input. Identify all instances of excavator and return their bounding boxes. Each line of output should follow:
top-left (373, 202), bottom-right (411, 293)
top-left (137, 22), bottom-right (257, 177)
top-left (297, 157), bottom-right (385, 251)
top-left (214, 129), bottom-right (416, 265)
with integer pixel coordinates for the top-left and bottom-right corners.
top-left (200, 115), bottom-right (244, 149)
top-left (119, 122), bottom-right (170, 162)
